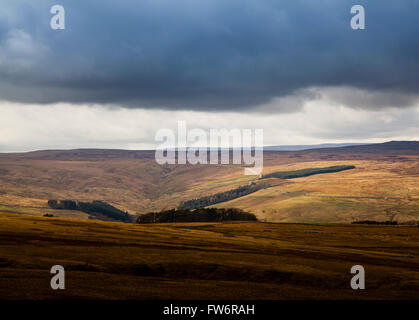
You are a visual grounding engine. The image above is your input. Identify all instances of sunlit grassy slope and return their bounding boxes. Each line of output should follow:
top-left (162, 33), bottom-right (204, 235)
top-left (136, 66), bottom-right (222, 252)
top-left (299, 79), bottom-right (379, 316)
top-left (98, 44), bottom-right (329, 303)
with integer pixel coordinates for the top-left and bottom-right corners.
top-left (213, 159), bottom-right (419, 223)
top-left (0, 212), bottom-right (418, 299)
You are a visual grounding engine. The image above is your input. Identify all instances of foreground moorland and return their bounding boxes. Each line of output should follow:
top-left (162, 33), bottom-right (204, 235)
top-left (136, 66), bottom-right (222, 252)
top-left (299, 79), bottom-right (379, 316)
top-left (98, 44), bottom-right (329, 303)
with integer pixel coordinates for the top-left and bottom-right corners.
top-left (0, 213), bottom-right (418, 299)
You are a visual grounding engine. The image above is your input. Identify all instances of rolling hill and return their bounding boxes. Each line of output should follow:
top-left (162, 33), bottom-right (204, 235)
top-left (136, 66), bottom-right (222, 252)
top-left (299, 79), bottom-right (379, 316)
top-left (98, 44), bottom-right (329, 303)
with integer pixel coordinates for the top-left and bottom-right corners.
top-left (0, 141), bottom-right (417, 223)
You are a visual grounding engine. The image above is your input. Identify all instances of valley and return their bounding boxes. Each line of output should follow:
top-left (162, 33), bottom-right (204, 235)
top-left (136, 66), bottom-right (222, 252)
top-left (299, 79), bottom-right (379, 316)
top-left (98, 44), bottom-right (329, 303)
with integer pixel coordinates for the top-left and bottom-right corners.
top-left (0, 142), bottom-right (417, 224)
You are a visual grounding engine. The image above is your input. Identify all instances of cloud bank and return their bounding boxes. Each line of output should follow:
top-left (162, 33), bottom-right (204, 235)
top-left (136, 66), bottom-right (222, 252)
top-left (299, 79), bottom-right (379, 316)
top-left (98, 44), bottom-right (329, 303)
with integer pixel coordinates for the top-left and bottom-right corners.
top-left (1, 100), bottom-right (418, 152)
top-left (0, 0), bottom-right (418, 112)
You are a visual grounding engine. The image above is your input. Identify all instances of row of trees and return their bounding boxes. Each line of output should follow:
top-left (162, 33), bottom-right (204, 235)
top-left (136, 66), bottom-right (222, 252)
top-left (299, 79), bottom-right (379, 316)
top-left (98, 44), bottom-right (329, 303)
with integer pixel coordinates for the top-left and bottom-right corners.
top-left (263, 165), bottom-right (356, 179)
top-left (178, 183), bottom-right (266, 210)
top-left (137, 207), bottom-right (257, 224)
top-left (47, 200), bottom-right (131, 222)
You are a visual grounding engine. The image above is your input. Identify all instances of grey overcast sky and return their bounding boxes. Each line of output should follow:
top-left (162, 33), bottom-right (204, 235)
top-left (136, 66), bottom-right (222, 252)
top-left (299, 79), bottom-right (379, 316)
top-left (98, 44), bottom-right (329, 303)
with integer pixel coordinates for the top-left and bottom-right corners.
top-left (0, 0), bottom-right (418, 151)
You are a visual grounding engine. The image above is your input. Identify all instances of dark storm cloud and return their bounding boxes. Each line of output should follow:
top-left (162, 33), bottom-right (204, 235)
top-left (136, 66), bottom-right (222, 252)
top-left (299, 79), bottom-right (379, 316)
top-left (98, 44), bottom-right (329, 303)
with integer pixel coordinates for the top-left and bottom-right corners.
top-left (0, 0), bottom-right (418, 111)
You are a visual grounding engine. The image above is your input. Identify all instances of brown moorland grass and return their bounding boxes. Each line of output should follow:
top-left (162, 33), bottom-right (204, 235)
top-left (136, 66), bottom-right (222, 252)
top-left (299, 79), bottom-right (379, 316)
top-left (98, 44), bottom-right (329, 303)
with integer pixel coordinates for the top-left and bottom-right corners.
top-left (0, 213), bottom-right (418, 300)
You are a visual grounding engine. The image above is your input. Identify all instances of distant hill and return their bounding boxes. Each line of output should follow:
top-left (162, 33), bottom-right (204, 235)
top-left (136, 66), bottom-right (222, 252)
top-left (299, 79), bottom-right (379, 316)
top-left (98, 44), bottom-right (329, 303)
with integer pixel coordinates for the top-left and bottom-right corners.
top-left (265, 143), bottom-right (369, 151)
top-left (0, 149), bottom-right (155, 160)
top-left (1, 141), bottom-right (416, 160)
top-left (307, 141), bottom-right (419, 154)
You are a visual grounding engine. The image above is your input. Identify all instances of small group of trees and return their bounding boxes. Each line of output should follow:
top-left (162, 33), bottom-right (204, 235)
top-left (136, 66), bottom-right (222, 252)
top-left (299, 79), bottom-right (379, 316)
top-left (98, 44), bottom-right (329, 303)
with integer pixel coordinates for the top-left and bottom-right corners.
top-left (178, 183), bottom-right (267, 210)
top-left (352, 220), bottom-right (398, 225)
top-left (137, 208), bottom-right (257, 224)
top-left (47, 200), bottom-right (131, 222)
